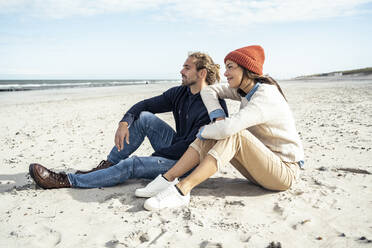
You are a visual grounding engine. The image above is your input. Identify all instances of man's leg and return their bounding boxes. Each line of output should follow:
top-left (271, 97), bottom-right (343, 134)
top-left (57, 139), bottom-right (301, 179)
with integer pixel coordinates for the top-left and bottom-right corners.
top-left (107, 111), bottom-right (176, 164)
top-left (68, 156), bottom-right (177, 188)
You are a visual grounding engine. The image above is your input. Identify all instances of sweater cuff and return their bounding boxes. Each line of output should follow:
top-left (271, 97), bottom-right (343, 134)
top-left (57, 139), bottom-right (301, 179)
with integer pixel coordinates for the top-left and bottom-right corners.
top-left (209, 109), bottom-right (226, 122)
top-left (120, 113), bottom-right (135, 127)
top-left (196, 126), bottom-right (206, 141)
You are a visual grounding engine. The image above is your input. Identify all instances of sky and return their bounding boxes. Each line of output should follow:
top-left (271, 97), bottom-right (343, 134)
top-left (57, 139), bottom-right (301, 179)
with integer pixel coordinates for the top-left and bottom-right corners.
top-left (0, 0), bottom-right (372, 80)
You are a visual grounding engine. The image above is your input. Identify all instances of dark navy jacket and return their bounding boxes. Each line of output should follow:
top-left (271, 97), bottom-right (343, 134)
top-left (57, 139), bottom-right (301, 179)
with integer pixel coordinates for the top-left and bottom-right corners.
top-left (121, 85), bottom-right (228, 160)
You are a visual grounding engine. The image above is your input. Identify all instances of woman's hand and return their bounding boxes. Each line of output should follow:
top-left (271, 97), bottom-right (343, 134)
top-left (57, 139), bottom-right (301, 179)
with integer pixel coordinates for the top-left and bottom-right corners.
top-left (115, 122), bottom-right (130, 151)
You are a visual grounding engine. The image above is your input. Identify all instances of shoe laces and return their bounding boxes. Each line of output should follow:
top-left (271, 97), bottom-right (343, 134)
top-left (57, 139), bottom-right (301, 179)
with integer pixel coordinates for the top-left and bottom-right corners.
top-left (49, 170), bottom-right (68, 183)
top-left (96, 160), bottom-right (112, 169)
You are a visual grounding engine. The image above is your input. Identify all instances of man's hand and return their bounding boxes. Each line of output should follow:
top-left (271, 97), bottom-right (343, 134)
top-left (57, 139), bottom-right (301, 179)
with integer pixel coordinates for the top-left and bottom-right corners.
top-left (215, 117), bottom-right (225, 121)
top-left (115, 122), bottom-right (130, 151)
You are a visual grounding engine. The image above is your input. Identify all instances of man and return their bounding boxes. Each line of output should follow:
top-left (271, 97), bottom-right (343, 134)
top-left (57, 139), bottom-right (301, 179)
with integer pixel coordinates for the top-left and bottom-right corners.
top-left (29, 52), bottom-right (228, 192)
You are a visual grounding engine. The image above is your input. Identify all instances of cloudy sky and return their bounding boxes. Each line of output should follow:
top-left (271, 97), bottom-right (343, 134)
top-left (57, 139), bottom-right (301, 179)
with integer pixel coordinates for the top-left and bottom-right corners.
top-left (1, 0), bottom-right (371, 79)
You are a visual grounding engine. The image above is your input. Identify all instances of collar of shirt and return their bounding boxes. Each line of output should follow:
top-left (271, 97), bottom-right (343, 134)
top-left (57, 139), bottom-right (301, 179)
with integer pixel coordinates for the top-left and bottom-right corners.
top-left (245, 83), bottom-right (261, 101)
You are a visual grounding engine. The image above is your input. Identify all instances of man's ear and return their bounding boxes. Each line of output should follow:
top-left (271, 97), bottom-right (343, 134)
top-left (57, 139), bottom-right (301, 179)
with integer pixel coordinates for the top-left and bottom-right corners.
top-left (198, 68), bottom-right (207, 80)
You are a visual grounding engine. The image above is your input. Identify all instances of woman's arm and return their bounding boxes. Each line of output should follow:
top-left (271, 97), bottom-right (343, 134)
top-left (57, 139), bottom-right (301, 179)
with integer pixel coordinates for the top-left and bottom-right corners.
top-left (199, 88), bottom-right (273, 140)
top-left (200, 103), bottom-right (263, 140)
top-left (201, 84), bottom-right (241, 121)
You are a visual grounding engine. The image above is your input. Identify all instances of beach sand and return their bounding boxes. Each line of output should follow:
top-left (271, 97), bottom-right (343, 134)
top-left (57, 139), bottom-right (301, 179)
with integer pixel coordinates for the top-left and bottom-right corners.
top-left (0, 80), bottom-right (371, 247)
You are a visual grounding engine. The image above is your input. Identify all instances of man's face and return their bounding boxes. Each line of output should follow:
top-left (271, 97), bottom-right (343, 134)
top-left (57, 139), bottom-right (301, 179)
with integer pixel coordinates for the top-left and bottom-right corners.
top-left (180, 57), bottom-right (199, 86)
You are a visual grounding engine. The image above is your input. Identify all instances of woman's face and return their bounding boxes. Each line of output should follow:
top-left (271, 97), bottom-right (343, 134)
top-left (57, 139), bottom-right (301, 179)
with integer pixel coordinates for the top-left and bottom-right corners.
top-left (224, 60), bottom-right (243, 88)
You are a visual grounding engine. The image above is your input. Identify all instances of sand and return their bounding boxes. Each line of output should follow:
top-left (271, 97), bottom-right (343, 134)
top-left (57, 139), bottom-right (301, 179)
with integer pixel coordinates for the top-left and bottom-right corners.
top-left (0, 80), bottom-right (371, 247)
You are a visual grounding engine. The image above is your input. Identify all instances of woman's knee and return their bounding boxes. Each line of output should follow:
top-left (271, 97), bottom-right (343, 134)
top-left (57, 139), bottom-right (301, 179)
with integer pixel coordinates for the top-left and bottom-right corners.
top-left (193, 139), bottom-right (217, 153)
top-left (218, 130), bottom-right (246, 144)
top-left (192, 137), bottom-right (213, 146)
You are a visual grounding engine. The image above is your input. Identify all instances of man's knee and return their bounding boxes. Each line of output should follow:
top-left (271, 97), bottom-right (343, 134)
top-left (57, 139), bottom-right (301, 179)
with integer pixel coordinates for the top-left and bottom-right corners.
top-left (134, 111), bottom-right (156, 127)
top-left (138, 111), bottom-right (155, 121)
top-left (113, 157), bottom-right (134, 172)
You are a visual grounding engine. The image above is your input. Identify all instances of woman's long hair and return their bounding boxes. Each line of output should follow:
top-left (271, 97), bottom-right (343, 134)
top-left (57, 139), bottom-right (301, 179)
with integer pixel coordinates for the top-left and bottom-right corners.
top-left (242, 68), bottom-right (287, 101)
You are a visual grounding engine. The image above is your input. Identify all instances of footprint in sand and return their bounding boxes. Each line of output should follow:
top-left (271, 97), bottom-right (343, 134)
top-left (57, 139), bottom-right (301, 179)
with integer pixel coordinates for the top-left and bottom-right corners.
top-left (200, 241), bottom-right (223, 248)
top-left (29, 226), bottom-right (62, 247)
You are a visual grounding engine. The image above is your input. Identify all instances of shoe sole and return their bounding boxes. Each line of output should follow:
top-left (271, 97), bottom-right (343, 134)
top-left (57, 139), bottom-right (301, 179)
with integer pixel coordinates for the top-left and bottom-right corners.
top-left (143, 202), bottom-right (189, 211)
top-left (135, 190), bottom-right (157, 198)
top-left (29, 163), bottom-right (47, 189)
top-left (143, 199), bottom-right (190, 211)
top-left (135, 179), bottom-right (180, 198)
top-left (143, 201), bottom-right (159, 211)
top-left (29, 164), bottom-right (36, 180)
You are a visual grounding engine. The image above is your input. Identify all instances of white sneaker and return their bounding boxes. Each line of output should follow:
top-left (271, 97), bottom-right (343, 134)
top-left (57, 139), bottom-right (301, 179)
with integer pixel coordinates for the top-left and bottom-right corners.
top-left (135, 174), bottom-right (179, 198)
top-left (143, 185), bottom-right (190, 211)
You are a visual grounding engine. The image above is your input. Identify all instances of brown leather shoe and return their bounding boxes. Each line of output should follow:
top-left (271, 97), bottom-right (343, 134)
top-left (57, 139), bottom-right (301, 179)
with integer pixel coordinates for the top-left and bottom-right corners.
top-left (29, 163), bottom-right (71, 189)
top-left (75, 160), bottom-right (114, 174)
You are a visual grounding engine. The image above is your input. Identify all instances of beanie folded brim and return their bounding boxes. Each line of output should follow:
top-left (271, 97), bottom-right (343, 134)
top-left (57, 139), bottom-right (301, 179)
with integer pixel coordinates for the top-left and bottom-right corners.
top-left (224, 45), bottom-right (265, 75)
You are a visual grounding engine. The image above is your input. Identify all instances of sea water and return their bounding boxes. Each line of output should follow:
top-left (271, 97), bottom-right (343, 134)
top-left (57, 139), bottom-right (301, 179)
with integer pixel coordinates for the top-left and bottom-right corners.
top-left (0, 79), bottom-right (176, 91)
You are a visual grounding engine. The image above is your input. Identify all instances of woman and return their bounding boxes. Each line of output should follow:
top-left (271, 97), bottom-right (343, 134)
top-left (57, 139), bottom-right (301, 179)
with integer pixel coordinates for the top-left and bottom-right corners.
top-left (136, 45), bottom-right (304, 211)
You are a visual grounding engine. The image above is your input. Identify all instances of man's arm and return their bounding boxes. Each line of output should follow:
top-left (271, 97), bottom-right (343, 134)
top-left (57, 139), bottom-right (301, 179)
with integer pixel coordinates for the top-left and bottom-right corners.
top-left (114, 87), bottom-right (177, 151)
top-left (120, 92), bottom-right (174, 126)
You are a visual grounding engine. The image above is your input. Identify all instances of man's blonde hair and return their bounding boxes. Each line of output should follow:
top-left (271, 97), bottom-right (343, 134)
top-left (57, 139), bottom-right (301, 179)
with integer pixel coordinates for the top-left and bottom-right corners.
top-left (188, 52), bottom-right (220, 85)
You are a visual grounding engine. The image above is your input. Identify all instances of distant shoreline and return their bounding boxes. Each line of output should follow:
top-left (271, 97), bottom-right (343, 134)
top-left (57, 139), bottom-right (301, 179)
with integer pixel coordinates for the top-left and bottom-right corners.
top-left (292, 67), bottom-right (372, 81)
top-left (288, 75), bottom-right (372, 81)
top-left (0, 79), bottom-right (178, 92)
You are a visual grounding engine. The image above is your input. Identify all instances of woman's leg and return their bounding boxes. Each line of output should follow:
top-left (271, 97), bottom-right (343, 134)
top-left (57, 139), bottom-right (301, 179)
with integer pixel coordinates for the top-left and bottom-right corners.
top-left (164, 138), bottom-right (217, 181)
top-left (142, 140), bottom-right (219, 210)
top-left (177, 130), bottom-right (298, 194)
top-left (144, 131), bottom-right (298, 211)
top-left (176, 154), bottom-right (218, 195)
top-left (229, 158), bottom-right (259, 185)
top-left (207, 130), bottom-right (298, 191)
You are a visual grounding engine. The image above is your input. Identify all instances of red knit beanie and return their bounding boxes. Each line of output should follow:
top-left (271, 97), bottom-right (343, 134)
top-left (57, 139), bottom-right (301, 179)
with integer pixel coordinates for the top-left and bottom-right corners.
top-left (224, 45), bottom-right (265, 75)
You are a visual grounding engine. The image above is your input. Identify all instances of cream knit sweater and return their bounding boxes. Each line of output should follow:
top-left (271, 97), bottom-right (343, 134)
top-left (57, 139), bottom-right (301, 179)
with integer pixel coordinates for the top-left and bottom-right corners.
top-left (200, 83), bottom-right (304, 163)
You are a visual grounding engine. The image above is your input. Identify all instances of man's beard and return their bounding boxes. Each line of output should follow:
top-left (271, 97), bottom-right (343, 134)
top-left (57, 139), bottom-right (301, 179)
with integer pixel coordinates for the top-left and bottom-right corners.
top-left (182, 76), bottom-right (197, 86)
top-left (182, 80), bottom-right (197, 86)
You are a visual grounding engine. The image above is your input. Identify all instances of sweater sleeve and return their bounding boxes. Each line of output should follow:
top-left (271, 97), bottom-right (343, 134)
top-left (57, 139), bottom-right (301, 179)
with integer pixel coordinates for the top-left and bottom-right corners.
top-left (201, 84), bottom-right (241, 121)
top-left (200, 88), bottom-right (270, 140)
top-left (120, 87), bottom-right (175, 126)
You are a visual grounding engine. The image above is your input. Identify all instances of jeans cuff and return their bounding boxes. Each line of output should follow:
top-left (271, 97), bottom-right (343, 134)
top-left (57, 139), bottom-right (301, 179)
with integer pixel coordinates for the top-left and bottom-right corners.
top-left (67, 173), bottom-right (74, 187)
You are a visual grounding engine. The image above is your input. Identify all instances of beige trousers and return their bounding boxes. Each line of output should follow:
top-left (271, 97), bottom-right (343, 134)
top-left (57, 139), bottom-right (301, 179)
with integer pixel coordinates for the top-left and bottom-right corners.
top-left (190, 130), bottom-right (299, 191)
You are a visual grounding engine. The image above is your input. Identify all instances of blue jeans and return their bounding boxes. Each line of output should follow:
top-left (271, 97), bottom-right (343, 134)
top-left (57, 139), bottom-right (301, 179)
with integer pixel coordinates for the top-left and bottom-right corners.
top-left (67, 111), bottom-right (177, 188)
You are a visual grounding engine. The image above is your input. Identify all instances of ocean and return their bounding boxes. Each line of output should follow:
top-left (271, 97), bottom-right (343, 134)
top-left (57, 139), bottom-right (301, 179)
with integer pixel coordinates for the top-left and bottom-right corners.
top-left (0, 79), bottom-right (177, 91)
